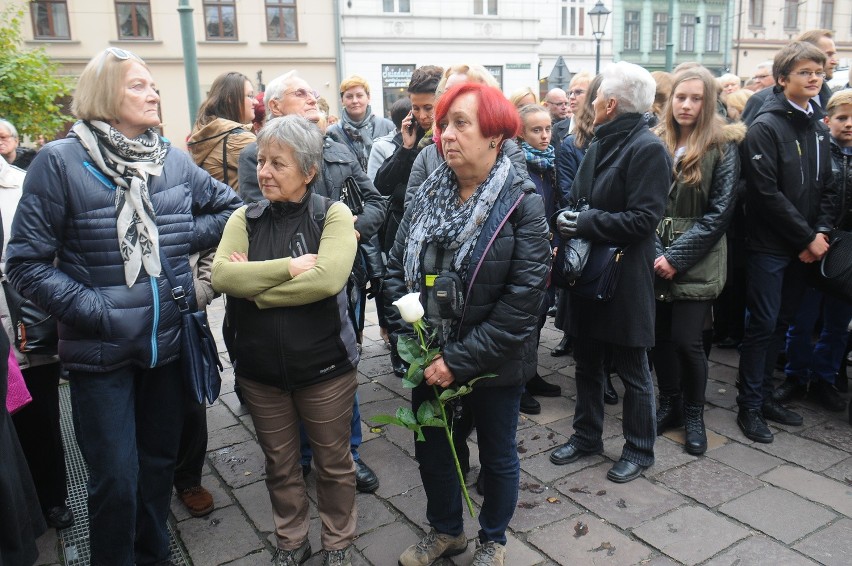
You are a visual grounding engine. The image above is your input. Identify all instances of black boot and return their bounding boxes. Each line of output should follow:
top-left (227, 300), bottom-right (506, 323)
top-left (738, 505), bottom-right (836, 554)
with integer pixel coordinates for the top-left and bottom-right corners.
top-left (656, 394), bottom-right (683, 434)
top-left (604, 376), bottom-right (618, 405)
top-left (390, 344), bottom-right (407, 378)
top-left (683, 403), bottom-right (707, 455)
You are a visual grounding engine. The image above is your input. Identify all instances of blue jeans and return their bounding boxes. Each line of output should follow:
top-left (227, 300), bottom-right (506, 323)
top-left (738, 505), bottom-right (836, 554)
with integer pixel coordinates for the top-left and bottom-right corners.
top-left (786, 286), bottom-right (852, 385)
top-left (737, 253), bottom-right (809, 409)
top-left (301, 395), bottom-right (362, 465)
top-left (68, 361), bottom-right (184, 566)
top-left (412, 382), bottom-right (522, 545)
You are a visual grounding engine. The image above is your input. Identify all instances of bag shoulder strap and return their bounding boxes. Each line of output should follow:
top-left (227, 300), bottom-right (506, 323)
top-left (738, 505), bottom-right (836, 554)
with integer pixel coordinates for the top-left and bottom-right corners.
top-left (159, 251), bottom-right (194, 313)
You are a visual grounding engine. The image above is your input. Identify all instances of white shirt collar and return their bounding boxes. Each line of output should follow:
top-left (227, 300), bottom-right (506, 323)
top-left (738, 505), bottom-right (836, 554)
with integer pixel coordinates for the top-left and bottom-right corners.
top-left (787, 98), bottom-right (813, 116)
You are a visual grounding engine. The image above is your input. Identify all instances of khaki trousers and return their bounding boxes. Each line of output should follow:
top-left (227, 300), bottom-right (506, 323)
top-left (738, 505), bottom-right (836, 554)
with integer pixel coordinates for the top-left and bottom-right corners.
top-left (238, 371), bottom-right (358, 551)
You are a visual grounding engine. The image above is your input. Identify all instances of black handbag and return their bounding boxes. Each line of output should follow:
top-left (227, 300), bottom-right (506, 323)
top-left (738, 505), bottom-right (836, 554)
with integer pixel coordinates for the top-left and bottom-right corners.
top-left (569, 243), bottom-right (625, 302)
top-left (818, 230), bottom-right (852, 303)
top-left (160, 253), bottom-right (222, 405)
top-left (1, 278), bottom-right (58, 355)
top-left (551, 199), bottom-right (591, 288)
top-left (340, 176), bottom-right (365, 216)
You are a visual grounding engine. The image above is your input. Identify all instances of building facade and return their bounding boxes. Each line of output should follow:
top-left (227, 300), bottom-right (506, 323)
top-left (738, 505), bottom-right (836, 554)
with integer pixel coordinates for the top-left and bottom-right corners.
top-left (9, 0), bottom-right (338, 148)
top-left (611, 0), bottom-right (735, 74)
top-left (339, 0), bottom-right (612, 116)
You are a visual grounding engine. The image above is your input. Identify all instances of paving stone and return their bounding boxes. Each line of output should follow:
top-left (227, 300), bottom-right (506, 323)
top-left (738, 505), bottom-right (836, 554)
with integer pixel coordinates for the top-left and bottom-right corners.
top-left (524, 394), bottom-right (573, 425)
top-left (800, 419), bottom-right (852, 452)
top-left (520, 449), bottom-right (606, 484)
top-left (357, 355), bottom-right (394, 378)
top-left (708, 347), bottom-right (740, 368)
top-left (219, 549), bottom-right (274, 566)
top-left (704, 379), bottom-right (739, 409)
top-left (209, 440), bottom-right (267, 489)
top-left (793, 518), bottom-right (852, 566)
top-left (358, 436), bottom-right (423, 498)
top-left (718, 486), bottom-right (836, 544)
top-left (753, 431), bottom-right (848, 472)
top-left (527, 515), bottom-right (654, 565)
top-left (218, 391), bottom-right (251, 418)
top-left (823, 457), bottom-right (852, 484)
top-left (707, 362), bottom-right (739, 386)
top-left (356, 380), bottom-right (397, 404)
top-left (353, 492), bottom-right (397, 536)
top-left (547, 412), bottom-right (623, 441)
top-left (353, 521), bottom-right (425, 566)
top-left (447, 531), bottom-right (544, 566)
top-left (232, 479), bottom-right (274, 532)
top-left (771, 402), bottom-right (831, 432)
top-left (708, 441), bottom-right (785, 476)
top-left (207, 424), bottom-right (254, 452)
top-left (639, 555), bottom-right (681, 566)
top-left (516, 424), bottom-right (568, 459)
top-left (511, 470), bottom-right (581, 532)
top-left (554, 464), bottom-right (686, 529)
top-left (176, 504), bottom-right (265, 566)
top-left (705, 535), bottom-right (818, 566)
top-left (656, 458), bottom-right (763, 508)
top-left (761, 465), bottom-right (852, 517)
top-left (633, 506), bottom-right (748, 565)
top-left (207, 402), bottom-right (241, 432)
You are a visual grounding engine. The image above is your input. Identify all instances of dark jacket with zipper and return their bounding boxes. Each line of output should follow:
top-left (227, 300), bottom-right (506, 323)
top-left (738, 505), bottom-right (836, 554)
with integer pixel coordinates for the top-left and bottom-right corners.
top-left (654, 124), bottom-right (745, 301)
top-left (741, 91), bottom-right (839, 256)
top-left (384, 166), bottom-right (550, 388)
top-left (5, 134), bottom-right (241, 372)
top-left (828, 137), bottom-right (852, 231)
top-left (228, 195), bottom-right (359, 390)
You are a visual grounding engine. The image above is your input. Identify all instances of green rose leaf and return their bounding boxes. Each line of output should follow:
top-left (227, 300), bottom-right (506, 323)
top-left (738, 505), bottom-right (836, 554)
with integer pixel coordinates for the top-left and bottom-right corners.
top-left (403, 366), bottom-right (424, 388)
top-left (397, 335), bottom-right (422, 364)
top-left (397, 407), bottom-right (418, 427)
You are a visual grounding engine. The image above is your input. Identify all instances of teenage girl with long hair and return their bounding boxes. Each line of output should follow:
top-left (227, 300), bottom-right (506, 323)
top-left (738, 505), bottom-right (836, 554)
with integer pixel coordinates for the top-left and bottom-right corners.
top-left (652, 67), bottom-right (744, 454)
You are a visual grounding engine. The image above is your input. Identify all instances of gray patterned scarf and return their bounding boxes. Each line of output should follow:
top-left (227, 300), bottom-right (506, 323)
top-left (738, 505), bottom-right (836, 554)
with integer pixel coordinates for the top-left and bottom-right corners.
top-left (72, 120), bottom-right (167, 287)
top-left (403, 154), bottom-right (511, 291)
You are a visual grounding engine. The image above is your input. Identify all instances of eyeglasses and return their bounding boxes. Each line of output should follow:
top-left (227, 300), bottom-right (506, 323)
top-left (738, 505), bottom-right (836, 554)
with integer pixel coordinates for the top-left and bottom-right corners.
top-left (567, 89), bottom-right (587, 98)
top-left (753, 74), bottom-right (771, 80)
top-left (0, 134), bottom-right (14, 142)
top-left (284, 88), bottom-right (319, 100)
top-left (97, 47), bottom-right (135, 75)
top-left (791, 70), bottom-right (826, 79)
top-left (548, 101), bottom-right (569, 107)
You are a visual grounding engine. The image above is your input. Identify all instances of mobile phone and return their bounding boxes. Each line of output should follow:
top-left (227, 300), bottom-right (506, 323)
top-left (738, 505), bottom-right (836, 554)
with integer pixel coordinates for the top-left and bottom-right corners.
top-left (406, 112), bottom-right (415, 135)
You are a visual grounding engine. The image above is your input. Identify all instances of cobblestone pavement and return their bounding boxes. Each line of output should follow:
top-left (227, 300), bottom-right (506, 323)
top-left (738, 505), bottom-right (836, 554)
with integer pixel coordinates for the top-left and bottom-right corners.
top-left (33, 297), bottom-right (852, 565)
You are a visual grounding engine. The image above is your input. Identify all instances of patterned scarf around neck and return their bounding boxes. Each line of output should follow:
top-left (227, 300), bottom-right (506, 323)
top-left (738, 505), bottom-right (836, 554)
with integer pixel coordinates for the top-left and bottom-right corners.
top-left (403, 154), bottom-right (511, 291)
top-left (340, 107), bottom-right (376, 171)
top-left (521, 141), bottom-right (555, 171)
top-left (72, 120), bottom-right (168, 287)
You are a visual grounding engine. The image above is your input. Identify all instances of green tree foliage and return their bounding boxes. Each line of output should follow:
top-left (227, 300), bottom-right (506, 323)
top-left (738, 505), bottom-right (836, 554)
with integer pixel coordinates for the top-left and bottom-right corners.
top-left (0, 5), bottom-right (72, 138)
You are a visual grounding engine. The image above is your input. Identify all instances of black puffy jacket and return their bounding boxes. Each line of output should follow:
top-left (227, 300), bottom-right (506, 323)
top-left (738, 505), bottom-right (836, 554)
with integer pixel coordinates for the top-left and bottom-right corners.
top-left (5, 135), bottom-right (241, 372)
top-left (741, 91), bottom-right (839, 256)
top-left (384, 167), bottom-right (550, 388)
top-left (828, 137), bottom-right (852, 231)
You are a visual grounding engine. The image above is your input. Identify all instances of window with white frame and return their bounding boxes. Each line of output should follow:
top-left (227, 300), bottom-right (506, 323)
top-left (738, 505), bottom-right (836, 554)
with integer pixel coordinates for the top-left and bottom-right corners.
top-left (624, 11), bottom-right (640, 51)
top-left (680, 13), bottom-right (695, 52)
top-left (706, 14), bottom-right (721, 52)
top-left (749, 0), bottom-right (764, 27)
top-left (560, 0), bottom-right (585, 37)
top-left (652, 12), bottom-right (667, 52)
top-left (820, 0), bottom-right (834, 30)
top-left (783, 0), bottom-right (799, 29)
top-left (474, 0), bottom-right (497, 15)
top-left (384, 0), bottom-right (411, 13)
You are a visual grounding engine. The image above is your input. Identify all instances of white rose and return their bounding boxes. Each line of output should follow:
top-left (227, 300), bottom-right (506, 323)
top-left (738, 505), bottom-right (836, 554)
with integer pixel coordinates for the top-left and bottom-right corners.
top-left (393, 293), bottom-right (425, 323)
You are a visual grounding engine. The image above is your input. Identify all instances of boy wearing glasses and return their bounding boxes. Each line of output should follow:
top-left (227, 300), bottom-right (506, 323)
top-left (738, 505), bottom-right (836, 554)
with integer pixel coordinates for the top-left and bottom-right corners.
top-left (737, 42), bottom-right (840, 443)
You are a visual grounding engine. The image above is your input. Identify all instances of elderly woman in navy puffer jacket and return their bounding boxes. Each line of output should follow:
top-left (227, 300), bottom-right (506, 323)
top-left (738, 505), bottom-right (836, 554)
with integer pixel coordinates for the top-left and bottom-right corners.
top-left (4, 48), bottom-right (240, 566)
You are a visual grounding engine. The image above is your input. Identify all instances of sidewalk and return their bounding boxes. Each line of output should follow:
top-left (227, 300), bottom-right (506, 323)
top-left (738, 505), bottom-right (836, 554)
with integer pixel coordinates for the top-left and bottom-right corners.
top-left (34, 296), bottom-right (852, 565)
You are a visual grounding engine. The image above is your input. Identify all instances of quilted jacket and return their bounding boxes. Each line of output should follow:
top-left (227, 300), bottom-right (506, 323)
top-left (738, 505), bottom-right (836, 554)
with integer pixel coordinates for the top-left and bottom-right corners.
top-left (384, 166), bottom-right (550, 388)
top-left (4, 134), bottom-right (241, 372)
top-left (653, 123), bottom-right (745, 300)
top-left (828, 137), bottom-right (852, 231)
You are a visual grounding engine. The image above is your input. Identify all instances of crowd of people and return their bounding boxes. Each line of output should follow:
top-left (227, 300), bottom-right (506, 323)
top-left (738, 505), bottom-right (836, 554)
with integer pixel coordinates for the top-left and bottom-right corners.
top-left (1, 25), bottom-right (851, 566)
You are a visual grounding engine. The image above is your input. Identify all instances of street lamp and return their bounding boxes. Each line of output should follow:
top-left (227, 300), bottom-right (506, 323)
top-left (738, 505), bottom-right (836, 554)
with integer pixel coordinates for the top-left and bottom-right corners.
top-left (588, 1), bottom-right (611, 75)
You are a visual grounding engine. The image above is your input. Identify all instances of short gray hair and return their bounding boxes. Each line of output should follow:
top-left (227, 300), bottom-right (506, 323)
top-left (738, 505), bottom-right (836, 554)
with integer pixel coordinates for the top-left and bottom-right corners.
top-left (256, 115), bottom-right (324, 181)
top-left (0, 119), bottom-right (18, 139)
top-left (264, 70), bottom-right (298, 113)
top-left (599, 61), bottom-right (656, 115)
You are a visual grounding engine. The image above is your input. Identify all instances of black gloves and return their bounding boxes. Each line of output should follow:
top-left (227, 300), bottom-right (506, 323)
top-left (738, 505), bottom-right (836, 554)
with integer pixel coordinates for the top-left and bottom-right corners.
top-left (556, 210), bottom-right (580, 238)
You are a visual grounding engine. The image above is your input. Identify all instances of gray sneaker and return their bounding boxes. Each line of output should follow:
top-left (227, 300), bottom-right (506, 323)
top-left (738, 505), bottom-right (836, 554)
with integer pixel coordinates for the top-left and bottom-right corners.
top-left (472, 540), bottom-right (506, 566)
top-left (322, 545), bottom-right (352, 566)
top-left (398, 529), bottom-right (467, 566)
top-left (272, 540), bottom-right (311, 566)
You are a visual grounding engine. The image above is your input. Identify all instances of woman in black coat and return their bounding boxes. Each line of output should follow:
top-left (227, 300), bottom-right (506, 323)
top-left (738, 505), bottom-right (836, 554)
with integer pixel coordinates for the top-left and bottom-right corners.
top-left (549, 62), bottom-right (672, 483)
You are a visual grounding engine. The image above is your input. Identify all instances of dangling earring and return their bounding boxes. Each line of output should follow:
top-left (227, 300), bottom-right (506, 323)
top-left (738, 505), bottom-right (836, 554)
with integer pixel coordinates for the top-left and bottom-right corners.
top-left (489, 140), bottom-right (496, 149)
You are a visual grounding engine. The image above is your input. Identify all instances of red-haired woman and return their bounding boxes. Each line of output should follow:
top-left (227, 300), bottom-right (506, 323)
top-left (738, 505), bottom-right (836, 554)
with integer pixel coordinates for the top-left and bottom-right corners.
top-left (385, 83), bottom-right (550, 566)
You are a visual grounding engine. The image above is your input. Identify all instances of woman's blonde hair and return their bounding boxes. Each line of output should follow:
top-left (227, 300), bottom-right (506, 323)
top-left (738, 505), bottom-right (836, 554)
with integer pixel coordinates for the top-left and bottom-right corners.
top-left (435, 64), bottom-right (499, 97)
top-left (658, 66), bottom-right (726, 187)
top-left (725, 88), bottom-right (753, 119)
top-left (72, 48), bottom-right (149, 123)
top-left (509, 87), bottom-right (538, 108)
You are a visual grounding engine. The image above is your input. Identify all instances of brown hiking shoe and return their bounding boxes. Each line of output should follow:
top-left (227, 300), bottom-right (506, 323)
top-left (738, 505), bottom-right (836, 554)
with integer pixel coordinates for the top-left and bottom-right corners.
top-left (177, 486), bottom-right (214, 517)
top-left (398, 529), bottom-right (467, 566)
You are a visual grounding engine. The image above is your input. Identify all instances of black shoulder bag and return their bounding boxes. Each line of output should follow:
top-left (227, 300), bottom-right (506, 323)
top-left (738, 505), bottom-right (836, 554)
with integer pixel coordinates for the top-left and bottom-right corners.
top-left (1, 277), bottom-right (58, 355)
top-left (159, 252), bottom-right (222, 405)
